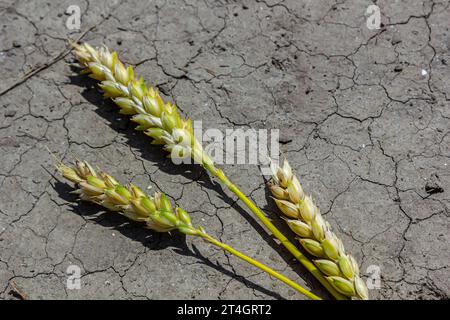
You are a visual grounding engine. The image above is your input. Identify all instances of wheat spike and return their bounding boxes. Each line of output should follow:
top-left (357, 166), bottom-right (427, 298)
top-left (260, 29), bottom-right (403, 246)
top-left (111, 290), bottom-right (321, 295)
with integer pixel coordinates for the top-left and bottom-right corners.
top-left (267, 158), bottom-right (369, 300)
top-left (71, 42), bottom-right (345, 299)
top-left (57, 159), bottom-right (320, 300)
top-left (72, 43), bottom-right (215, 169)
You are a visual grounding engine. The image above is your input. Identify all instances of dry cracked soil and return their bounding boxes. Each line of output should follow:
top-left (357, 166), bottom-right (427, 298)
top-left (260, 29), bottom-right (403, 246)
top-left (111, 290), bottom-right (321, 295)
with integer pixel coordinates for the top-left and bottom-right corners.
top-left (0, 0), bottom-right (449, 300)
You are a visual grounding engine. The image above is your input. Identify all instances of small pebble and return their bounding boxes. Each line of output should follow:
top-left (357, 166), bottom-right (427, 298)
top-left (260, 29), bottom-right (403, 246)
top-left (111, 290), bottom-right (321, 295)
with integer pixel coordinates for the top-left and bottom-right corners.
top-left (421, 69), bottom-right (428, 76)
top-left (391, 36), bottom-right (402, 45)
top-left (4, 110), bottom-right (16, 117)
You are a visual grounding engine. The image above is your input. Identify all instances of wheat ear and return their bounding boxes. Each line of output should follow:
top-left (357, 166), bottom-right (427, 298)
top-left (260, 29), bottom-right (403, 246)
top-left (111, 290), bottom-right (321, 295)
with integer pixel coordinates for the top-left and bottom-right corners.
top-left (267, 159), bottom-right (369, 300)
top-left (71, 43), bottom-right (344, 299)
top-left (57, 159), bottom-right (320, 300)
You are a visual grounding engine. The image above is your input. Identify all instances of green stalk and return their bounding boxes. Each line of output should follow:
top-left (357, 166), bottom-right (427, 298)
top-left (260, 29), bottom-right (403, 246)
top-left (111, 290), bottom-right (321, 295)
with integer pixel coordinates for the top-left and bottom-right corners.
top-left (197, 232), bottom-right (321, 300)
top-left (207, 166), bottom-right (346, 300)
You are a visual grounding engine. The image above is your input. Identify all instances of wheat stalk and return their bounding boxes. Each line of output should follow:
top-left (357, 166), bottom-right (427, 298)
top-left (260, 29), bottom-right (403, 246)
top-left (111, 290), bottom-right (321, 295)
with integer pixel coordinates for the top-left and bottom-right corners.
top-left (267, 158), bottom-right (369, 299)
top-left (71, 42), bottom-right (344, 299)
top-left (57, 159), bottom-right (320, 300)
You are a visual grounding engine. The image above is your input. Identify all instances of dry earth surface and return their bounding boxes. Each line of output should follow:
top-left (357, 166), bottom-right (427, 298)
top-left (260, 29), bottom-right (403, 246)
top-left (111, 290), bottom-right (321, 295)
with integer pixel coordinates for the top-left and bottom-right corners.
top-left (0, 0), bottom-right (449, 299)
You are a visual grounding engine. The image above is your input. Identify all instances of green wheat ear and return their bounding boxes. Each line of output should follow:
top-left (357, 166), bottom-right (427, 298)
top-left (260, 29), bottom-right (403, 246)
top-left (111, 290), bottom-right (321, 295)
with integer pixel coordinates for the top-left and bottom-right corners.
top-left (268, 158), bottom-right (369, 300)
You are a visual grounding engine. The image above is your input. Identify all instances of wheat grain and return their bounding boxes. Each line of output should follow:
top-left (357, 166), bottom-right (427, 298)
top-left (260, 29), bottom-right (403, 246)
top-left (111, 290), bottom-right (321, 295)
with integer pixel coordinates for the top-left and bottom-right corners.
top-left (71, 42), bottom-right (345, 299)
top-left (57, 159), bottom-right (320, 300)
top-left (268, 158), bottom-right (369, 300)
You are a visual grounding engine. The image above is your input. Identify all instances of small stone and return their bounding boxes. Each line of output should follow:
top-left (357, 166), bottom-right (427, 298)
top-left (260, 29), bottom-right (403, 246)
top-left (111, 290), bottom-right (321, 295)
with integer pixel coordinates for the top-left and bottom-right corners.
top-left (279, 137), bottom-right (292, 144)
top-left (391, 35), bottom-right (402, 45)
top-left (425, 174), bottom-right (444, 195)
top-left (394, 65), bottom-right (403, 72)
top-left (4, 110), bottom-right (16, 117)
top-left (12, 41), bottom-right (21, 48)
